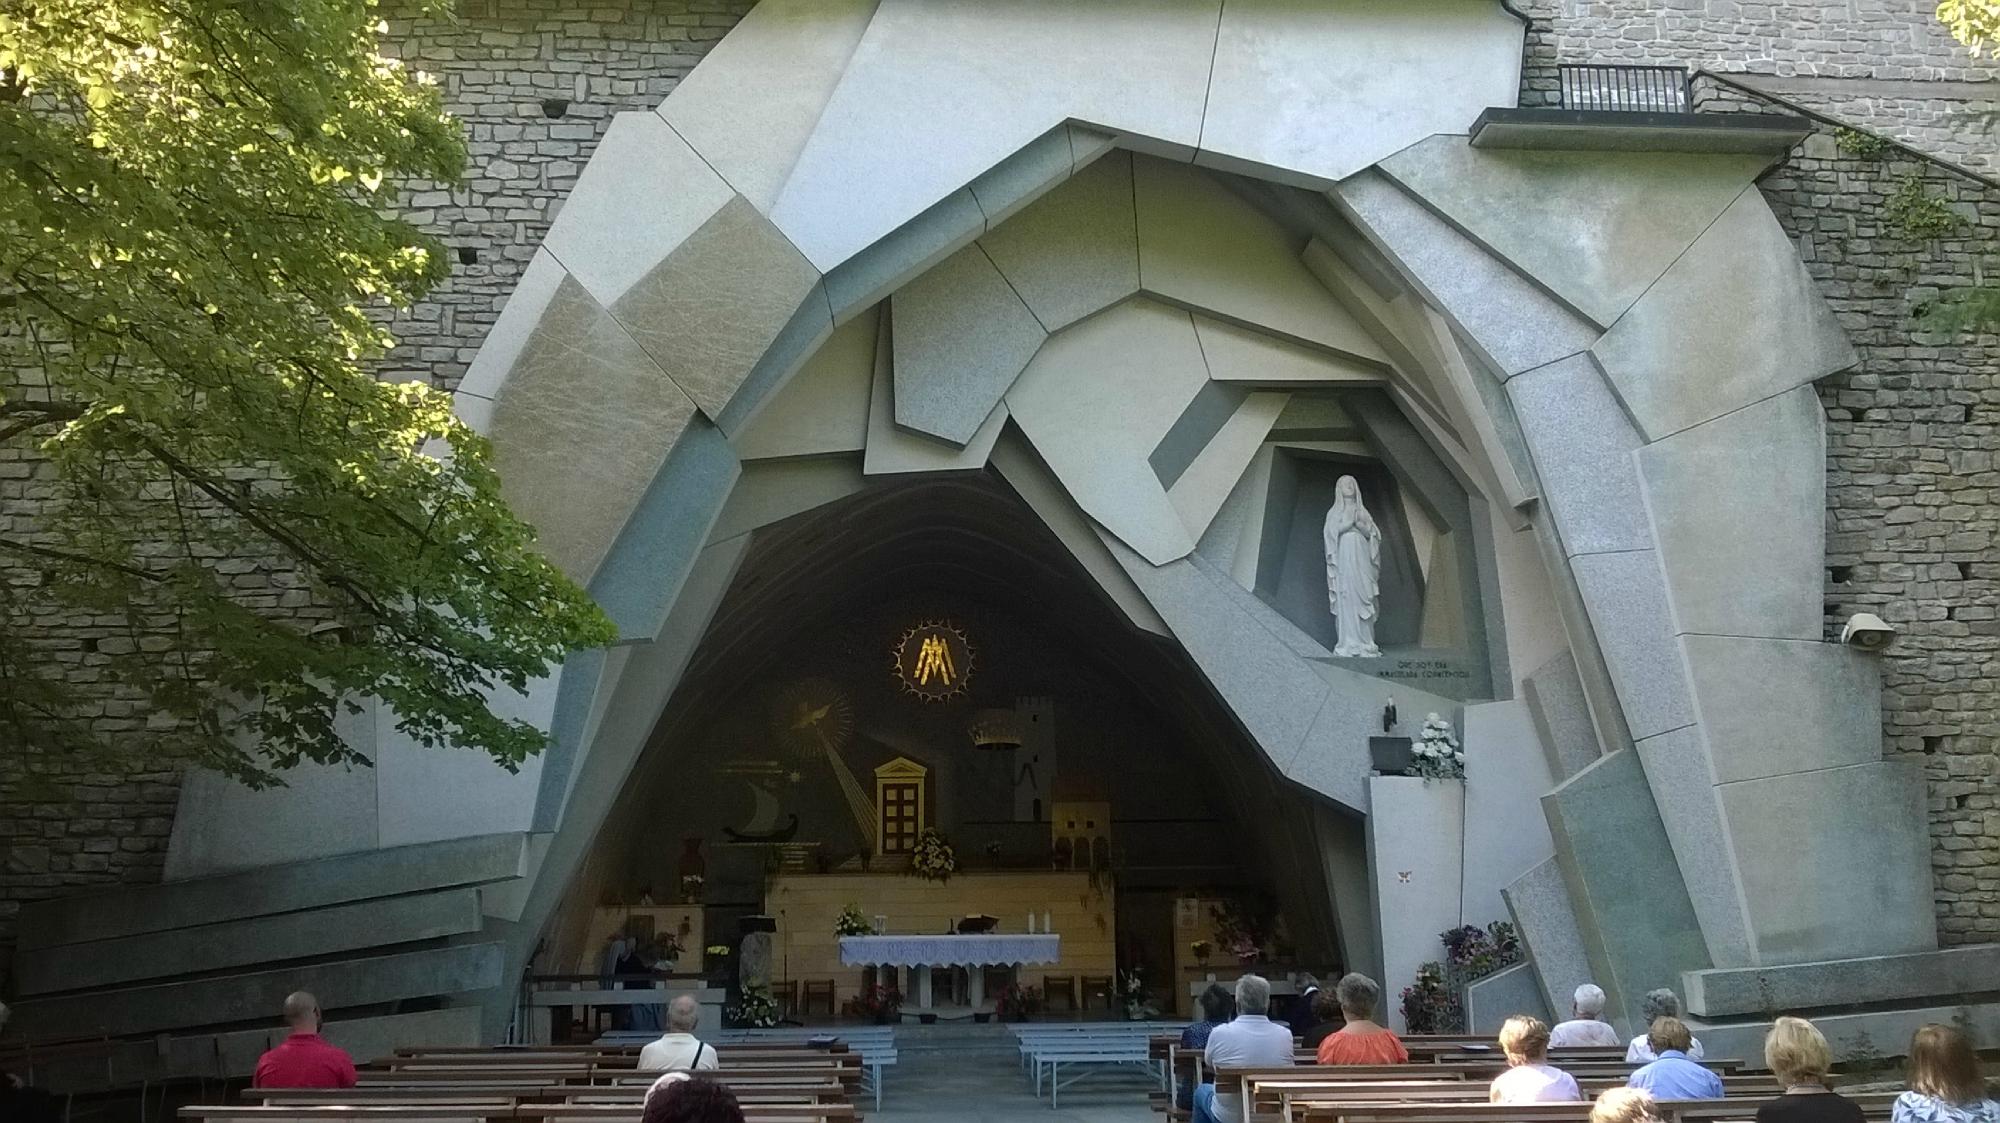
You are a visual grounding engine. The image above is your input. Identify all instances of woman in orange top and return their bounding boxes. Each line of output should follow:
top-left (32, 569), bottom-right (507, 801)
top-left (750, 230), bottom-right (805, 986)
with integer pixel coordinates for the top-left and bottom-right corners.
top-left (1316, 973), bottom-right (1410, 1065)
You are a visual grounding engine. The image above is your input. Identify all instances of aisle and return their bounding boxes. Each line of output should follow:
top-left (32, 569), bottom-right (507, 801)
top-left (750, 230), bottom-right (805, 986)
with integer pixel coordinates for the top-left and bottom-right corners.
top-left (870, 1045), bottom-right (1154, 1123)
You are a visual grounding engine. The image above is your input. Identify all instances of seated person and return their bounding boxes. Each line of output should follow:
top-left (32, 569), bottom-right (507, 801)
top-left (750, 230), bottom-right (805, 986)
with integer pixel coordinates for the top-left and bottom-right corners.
top-left (1316, 973), bottom-right (1408, 1065)
top-left (1890, 1024), bottom-right (1999, 1123)
top-left (1285, 973), bottom-right (1323, 1034)
top-left (1550, 983), bottom-right (1624, 1048)
top-left (1301, 988), bottom-right (1344, 1052)
top-left (1626, 990), bottom-right (1704, 1062)
top-left (643, 1074), bottom-right (745, 1123)
top-left (1758, 1016), bottom-right (1864, 1123)
top-left (1627, 1017), bottom-right (1724, 1100)
top-left (1594, 1088), bottom-right (1667, 1123)
top-left (1192, 975), bottom-right (1294, 1123)
top-left (253, 992), bottom-right (358, 1089)
top-left (638, 996), bottom-right (719, 1072)
top-left (1178, 984), bottom-right (1233, 1112)
top-left (1489, 1015), bottom-right (1583, 1103)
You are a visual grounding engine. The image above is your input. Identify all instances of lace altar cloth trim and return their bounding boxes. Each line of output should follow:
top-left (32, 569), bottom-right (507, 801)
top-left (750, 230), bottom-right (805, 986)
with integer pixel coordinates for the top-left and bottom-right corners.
top-left (836, 933), bottom-right (1061, 967)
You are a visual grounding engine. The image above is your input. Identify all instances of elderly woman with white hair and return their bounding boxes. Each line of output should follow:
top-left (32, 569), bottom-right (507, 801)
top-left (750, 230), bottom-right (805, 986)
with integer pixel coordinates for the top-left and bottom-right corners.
top-left (1625, 990), bottom-right (1704, 1063)
top-left (1550, 983), bottom-right (1623, 1048)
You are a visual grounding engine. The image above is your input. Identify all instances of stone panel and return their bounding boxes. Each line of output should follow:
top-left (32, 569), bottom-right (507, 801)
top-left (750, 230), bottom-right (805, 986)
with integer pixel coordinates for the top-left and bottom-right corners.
top-left (1006, 300), bottom-right (1210, 565)
top-left (1192, 315), bottom-right (1385, 386)
top-left (1465, 962), bottom-right (1552, 1033)
top-left (769, 0), bottom-right (1219, 270)
top-left (715, 281), bottom-right (837, 437)
top-left (1542, 751), bottom-right (1710, 1032)
top-left (586, 417), bottom-right (742, 642)
top-left (1719, 760), bottom-right (1939, 964)
top-left (543, 111), bottom-right (734, 307)
top-left (1633, 726), bottom-right (1756, 968)
top-left (1167, 391), bottom-right (1289, 543)
top-left (1287, 658), bottom-right (1459, 814)
top-left (1460, 701), bottom-right (1558, 932)
top-left (1569, 550), bottom-right (1695, 740)
top-left (978, 151), bottom-right (1140, 332)
top-left (486, 274), bottom-right (697, 582)
top-left (964, 124), bottom-right (1076, 228)
top-left (1334, 171), bottom-right (1600, 379)
top-left (889, 243), bottom-right (1047, 445)
top-left (1684, 944), bottom-right (2000, 1019)
top-left (732, 305), bottom-right (878, 460)
top-left (1135, 157), bottom-right (1390, 362)
top-left (656, 0), bottom-right (880, 212)
top-left (15, 888), bottom-right (484, 996)
top-left (823, 188), bottom-right (986, 323)
top-left (1368, 775), bottom-right (1467, 1033)
top-left (1200, 0), bottom-right (1522, 187)
top-left (1636, 386), bottom-right (1826, 641)
top-left (1504, 858), bottom-right (1598, 1030)
top-left (1592, 189), bottom-right (1857, 440)
top-left (1378, 138), bottom-right (1767, 327)
top-left (1522, 651), bottom-right (1602, 782)
top-left (610, 196), bottom-right (821, 419)
top-left (1683, 636), bottom-right (1882, 784)
top-left (456, 250), bottom-right (567, 403)
top-left (1506, 354), bottom-right (1652, 558)
top-left (709, 458), bottom-right (868, 543)
top-left (862, 309), bottom-right (1006, 475)
top-left (14, 943), bottom-right (504, 1040)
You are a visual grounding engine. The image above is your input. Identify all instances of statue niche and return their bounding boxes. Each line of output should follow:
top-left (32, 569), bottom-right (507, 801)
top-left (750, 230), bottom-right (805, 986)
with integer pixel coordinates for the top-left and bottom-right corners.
top-left (1323, 475), bottom-right (1383, 658)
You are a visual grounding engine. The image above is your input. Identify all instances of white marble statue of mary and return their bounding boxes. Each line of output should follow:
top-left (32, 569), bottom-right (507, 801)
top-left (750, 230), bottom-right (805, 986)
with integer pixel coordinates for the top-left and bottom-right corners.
top-left (1324, 475), bottom-right (1383, 657)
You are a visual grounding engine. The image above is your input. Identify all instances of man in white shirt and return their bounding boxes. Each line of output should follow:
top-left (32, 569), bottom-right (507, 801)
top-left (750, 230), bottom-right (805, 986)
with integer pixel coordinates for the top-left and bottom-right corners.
top-left (637, 996), bottom-right (718, 1072)
top-left (1548, 983), bottom-right (1623, 1048)
top-left (1194, 974), bottom-right (1295, 1123)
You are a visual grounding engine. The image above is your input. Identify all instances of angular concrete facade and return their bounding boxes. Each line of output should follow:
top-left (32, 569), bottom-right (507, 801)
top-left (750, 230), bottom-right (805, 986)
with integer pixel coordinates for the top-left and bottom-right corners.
top-left (27, 0), bottom-right (1992, 1077)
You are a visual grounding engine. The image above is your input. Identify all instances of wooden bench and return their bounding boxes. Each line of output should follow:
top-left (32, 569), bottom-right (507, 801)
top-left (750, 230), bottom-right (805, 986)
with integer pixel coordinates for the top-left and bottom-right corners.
top-left (1285, 1090), bottom-right (1902, 1123)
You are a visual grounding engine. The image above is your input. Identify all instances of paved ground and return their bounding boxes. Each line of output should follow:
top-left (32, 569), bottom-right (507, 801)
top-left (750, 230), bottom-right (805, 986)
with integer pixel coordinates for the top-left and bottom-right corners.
top-left (870, 1046), bottom-right (1156, 1122)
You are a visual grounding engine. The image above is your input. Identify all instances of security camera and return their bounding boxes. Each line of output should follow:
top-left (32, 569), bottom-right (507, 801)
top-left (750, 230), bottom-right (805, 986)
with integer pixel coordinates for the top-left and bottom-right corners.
top-left (1839, 612), bottom-right (1898, 652)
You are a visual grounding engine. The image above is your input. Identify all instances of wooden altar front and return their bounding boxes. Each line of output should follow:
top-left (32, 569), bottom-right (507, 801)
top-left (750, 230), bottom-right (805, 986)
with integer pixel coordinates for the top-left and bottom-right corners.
top-left (766, 870), bottom-right (1114, 1011)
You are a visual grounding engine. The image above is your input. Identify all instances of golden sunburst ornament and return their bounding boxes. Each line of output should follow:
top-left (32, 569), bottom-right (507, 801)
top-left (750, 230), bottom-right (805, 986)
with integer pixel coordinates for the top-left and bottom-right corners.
top-left (892, 620), bottom-right (974, 702)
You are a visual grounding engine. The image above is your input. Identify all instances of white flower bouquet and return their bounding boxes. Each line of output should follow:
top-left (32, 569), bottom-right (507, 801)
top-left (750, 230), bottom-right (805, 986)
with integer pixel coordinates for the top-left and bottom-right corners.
top-left (1405, 712), bottom-right (1465, 781)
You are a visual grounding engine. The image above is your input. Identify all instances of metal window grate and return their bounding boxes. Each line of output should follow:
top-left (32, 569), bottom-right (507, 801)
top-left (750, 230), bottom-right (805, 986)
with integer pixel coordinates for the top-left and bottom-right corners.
top-left (1558, 64), bottom-right (1691, 113)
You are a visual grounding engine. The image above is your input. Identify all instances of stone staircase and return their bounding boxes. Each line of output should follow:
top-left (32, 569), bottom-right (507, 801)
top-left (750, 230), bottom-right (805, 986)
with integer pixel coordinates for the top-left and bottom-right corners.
top-left (9, 832), bottom-right (531, 1092)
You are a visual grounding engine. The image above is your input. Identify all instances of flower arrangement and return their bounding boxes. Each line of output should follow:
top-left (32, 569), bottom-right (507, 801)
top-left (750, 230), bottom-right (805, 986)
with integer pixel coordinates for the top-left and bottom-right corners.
top-left (728, 985), bottom-right (781, 1028)
top-left (1405, 712), bottom-right (1464, 781)
top-left (679, 873), bottom-right (705, 902)
top-left (1401, 921), bottom-right (1521, 1033)
top-left (704, 944), bottom-right (730, 957)
top-left (909, 827), bottom-right (957, 881)
top-left (1120, 968), bottom-right (1159, 1021)
top-left (1189, 939), bottom-right (1212, 965)
top-left (996, 982), bottom-right (1043, 1021)
top-left (843, 984), bottom-right (903, 1023)
top-left (834, 902), bottom-right (873, 937)
top-left (1210, 899), bottom-right (1270, 965)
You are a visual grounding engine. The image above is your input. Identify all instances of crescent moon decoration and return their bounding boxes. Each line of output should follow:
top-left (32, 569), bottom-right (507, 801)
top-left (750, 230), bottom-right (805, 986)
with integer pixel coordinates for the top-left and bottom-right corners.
top-left (892, 620), bottom-right (974, 702)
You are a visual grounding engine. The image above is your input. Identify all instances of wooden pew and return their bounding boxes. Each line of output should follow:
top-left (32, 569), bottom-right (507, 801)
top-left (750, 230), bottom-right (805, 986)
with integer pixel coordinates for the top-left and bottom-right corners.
top-left (1287, 1090), bottom-right (1903, 1123)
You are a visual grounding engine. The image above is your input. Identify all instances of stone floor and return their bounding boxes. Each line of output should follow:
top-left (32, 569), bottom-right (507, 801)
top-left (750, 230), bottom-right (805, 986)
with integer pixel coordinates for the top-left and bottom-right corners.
top-left (870, 1047), bottom-right (1156, 1122)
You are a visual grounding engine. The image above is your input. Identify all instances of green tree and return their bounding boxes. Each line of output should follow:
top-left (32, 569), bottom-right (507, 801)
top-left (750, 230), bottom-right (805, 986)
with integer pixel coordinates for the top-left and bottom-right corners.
top-left (0, 1), bottom-right (614, 785)
top-left (1938, 0), bottom-right (2000, 54)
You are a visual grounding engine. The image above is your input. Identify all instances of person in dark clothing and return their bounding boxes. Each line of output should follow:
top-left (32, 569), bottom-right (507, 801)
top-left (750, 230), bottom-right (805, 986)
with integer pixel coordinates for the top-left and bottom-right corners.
top-left (641, 1074), bottom-right (745, 1123)
top-left (1301, 988), bottom-right (1345, 1051)
top-left (1756, 1017), bottom-right (1865, 1123)
top-left (1177, 985), bottom-right (1234, 1111)
top-left (1285, 973), bottom-right (1323, 1035)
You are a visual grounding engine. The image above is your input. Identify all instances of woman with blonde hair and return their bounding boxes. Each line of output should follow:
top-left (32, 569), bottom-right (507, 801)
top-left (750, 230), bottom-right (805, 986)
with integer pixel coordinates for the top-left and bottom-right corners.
top-left (1592, 1087), bottom-right (1665, 1123)
top-left (1755, 1016), bottom-right (1863, 1123)
top-left (1891, 1024), bottom-right (1997, 1123)
top-left (1489, 1015), bottom-right (1583, 1103)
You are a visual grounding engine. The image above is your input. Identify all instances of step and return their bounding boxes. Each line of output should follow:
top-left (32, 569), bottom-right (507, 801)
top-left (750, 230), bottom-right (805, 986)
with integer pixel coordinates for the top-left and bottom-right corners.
top-left (13, 943), bottom-right (504, 1040)
top-left (16, 887), bottom-right (485, 996)
top-left (19, 831), bottom-right (529, 949)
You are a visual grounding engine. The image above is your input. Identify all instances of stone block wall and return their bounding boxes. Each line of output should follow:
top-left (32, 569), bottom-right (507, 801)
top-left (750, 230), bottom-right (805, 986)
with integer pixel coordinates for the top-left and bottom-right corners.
top-left (1700, 79), bottom-right (2000, 944)
top-left (1517, 0), bottom-right (1998, 173)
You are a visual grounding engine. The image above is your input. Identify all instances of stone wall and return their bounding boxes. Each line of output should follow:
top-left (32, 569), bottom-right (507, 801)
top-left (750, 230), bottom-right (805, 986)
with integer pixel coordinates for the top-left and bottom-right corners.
top-left (1517, 0), bottom-right (1999, 173)
top-left (1702, 79), bottom-right (2000, 944)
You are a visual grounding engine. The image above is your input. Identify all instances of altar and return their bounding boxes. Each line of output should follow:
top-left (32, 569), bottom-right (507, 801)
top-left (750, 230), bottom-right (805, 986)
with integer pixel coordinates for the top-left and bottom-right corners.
top-left (839, 932), bottom-right (1060, 1009)
top-left (768, 870), bottom-right (1112, 1014)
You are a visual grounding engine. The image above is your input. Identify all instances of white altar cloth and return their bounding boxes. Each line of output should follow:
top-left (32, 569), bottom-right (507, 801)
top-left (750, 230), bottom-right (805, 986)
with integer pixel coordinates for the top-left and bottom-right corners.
top-left (838, 934), bottom-right (1061, 1009)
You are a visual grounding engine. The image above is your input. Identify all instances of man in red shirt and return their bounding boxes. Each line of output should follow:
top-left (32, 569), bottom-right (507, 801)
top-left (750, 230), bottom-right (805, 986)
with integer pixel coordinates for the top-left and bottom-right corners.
top-left (252, 992), bottom-right (358, 1088)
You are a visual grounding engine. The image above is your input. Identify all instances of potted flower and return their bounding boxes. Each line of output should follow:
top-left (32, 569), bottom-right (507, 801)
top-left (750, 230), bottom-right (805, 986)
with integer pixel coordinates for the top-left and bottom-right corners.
top-left (843, 984), bottom-right (903, 1025)
top-left (834, 903), bottom-right (873, 937)
top-left (728, 985), bottom-right (780, 1028)
top-left (995, 982), bottom-right (1043, 1023)
top-left (1120, 968), bottom-right (1159, 1021)
top-left (679, 872), bottom-right (706, 903)
top-left (909, 828), bottom-right (957, 882)
top-left (1190, 939), bottom-right (1212, 967)
top-left (1404, 713), bottom-right (1464, 781)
